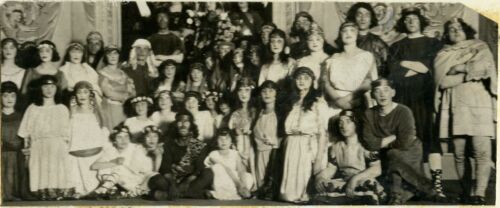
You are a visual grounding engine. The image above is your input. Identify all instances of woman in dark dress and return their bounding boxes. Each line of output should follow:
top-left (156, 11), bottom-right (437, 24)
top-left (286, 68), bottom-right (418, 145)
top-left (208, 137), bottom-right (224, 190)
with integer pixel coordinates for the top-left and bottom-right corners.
top-left (387, 8), bottom-right (445, 198)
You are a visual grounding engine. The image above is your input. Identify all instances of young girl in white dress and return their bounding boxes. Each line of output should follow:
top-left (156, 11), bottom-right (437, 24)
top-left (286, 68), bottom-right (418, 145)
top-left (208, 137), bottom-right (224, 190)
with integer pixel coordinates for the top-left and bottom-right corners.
top-left (258, 29), bottom-right (296, 88)
top-left (204, 128), bottom-right (253, 200)
top-left (124, 96), bottom-right (156, 143)
top-left (17, 75), bottom-right (74, 200)
top-left (67, 81), bottom-right (109, 197)
top-left (150, 91), bottom-right (176, 134)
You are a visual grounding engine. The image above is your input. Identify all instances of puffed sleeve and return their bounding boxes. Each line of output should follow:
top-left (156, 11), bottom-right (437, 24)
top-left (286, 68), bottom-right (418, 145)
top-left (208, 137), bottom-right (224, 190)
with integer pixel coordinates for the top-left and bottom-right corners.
top-left (17, 104), bottom-right (34, 139)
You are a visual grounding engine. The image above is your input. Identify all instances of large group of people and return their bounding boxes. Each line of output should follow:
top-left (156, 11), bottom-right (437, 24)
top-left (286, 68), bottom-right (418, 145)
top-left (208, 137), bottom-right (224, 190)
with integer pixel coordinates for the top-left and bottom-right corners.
top-left (1, 2), bottom-right (496, 205)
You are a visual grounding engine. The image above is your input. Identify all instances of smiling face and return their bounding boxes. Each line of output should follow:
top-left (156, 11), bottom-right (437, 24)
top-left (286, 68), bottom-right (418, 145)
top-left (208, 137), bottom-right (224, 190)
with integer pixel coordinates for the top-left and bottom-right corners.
top-left (270, 35), bottom-right (284, 54)
top-left (404, 14), bottom-right (421, 34)
top-left (307, 34), bottom-right (324, 52)
top-left (41, 83), bottom-right (57, 98)
top-left (106, 50), bottom-right (120, 65)
top-left (69, 48), bottom-right (84, 64)
top-left (217, 134), bottom-right (232, 150)
top-left (184, 96), bottom-right (199, 112)
top-left (372, 85), bottom-right (395, 107)
top-left (176, 115), bottom-right (192, 137)
top-left (2, 41), bottom-right (17, 60)
top-left (114, 132), bottom-right (131, 150)
top-left (134, 101), bottom-right (149, 116)
top-left (355, 8), bottom-right (372, 31)
top-left (338, 115), bottom-right (356, 138)
top-left (75, 87), bottom-right (91, 105)
top-left (144, 132), bottom-right (160, 149)
top-left (260, 87), bottom-right (276, 104)
top-left (295, 74), bottom-right (313, 91)
top-left (447, 22), bottom-right (467, 44)
top-left (39, 47), bottom-right (53, 63)
top-left (340, 25), bottom-right (358, 45)
top-left (1, 92), bottom-right (16, 109)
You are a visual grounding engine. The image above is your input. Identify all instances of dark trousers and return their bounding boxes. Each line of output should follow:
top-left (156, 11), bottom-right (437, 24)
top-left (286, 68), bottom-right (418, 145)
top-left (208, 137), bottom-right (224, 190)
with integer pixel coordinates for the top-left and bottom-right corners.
top-left (148, 168), bottom-right (214, 199)
top-left (383, 140), bottom-right (435, 196)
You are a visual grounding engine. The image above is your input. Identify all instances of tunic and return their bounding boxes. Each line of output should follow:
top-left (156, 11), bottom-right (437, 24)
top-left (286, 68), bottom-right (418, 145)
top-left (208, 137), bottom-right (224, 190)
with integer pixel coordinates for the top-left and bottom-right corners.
top-left (387, 36), bottom-right (443, 155)
top-left (98, 66), bottom-right (136, 130)
top-left (17, 104), bottom-right (74, 196)
top-left (59, 62), bottom-right (101, 94)
top-left (148, 33), bottom-right (185, 56)
top-left (204, 150), bottom-right (254, 200)
top-left (258, 59), bottom-right (295, 89)
top-left (123, 64), bottom-right (155, 96)
top-left (280, 100), bottom-right (326, 202)
top-left (433, 39), bottom-right (497, 138)
top-left (2, 112), bottom-right (23, 200)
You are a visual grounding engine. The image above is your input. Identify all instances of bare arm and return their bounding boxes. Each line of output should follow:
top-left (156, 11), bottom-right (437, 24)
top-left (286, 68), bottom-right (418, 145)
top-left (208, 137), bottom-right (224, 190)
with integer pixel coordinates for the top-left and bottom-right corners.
top-left (381, 135), bottom-right (396, 148)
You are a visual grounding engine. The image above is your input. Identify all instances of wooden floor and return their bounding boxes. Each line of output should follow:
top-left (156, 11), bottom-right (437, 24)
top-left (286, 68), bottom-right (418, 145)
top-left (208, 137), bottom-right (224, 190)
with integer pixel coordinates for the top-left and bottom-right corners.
top-left (3, 179), bottom-right (496, 206)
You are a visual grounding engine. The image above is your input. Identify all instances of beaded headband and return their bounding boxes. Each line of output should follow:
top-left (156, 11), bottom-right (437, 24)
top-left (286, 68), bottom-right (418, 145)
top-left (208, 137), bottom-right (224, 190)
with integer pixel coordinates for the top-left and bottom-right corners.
top-left (131, 96), bottom-right (153, 104)
top-left (143, 125), bottom-right (162, 135)
top-left (37, 43), bottom-right (54, 50)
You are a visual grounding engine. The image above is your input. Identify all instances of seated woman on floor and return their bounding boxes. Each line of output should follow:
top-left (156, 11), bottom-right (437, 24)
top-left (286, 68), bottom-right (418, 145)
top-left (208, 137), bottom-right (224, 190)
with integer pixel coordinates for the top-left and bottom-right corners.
top-left (313, 110), bottom-right (385, 205)
top-left (89, 125), bottom-right (157, 198)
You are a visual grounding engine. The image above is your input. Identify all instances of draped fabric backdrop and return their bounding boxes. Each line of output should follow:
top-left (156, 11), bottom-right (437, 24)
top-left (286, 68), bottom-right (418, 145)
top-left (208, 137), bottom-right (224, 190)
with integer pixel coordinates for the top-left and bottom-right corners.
top-left (1, 1), bottom-right (121, 60)
top-left (273, 2), bottom-right (480, 46)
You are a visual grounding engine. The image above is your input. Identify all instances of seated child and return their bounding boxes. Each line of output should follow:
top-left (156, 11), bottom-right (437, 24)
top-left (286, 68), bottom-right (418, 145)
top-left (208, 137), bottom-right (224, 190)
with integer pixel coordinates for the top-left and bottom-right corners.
top-left (314, 110), bottom-right (385, 205)
top-left (204, 128), bottom-right (254, 200)
top-left (90, 125), bottom-right (156, 198)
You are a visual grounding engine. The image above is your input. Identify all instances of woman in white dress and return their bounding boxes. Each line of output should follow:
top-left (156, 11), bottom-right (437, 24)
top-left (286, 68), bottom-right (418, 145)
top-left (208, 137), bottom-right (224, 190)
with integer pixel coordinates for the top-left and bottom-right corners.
top-left (258, 29), bottom-right (296, 89)
top-left (67, 81), bottom-right (108, 197)
top-left (280, 67), bottom-right (328, 203)
top-left (17, 75), bottom-right (74, 200)
top-left (1, 38), bottom-right (25, 88)
top-left (296, 24), bottom-right (329, 89)
top-left (184, 91), bottom-right (215, 141)
top-left (323, 22), bottom-right (378, 114)
top-left (124, 96), bottom-right (156, 143)
top-left (204, 129), bottom-right (253, 200)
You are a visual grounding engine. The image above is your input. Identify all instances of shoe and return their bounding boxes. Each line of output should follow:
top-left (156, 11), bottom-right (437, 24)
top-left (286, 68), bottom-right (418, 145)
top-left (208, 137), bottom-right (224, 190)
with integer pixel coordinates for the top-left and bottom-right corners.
top-left (469, 196), bottom-right (486, 205)
top-left (153, 190), bottom-right (170, 201)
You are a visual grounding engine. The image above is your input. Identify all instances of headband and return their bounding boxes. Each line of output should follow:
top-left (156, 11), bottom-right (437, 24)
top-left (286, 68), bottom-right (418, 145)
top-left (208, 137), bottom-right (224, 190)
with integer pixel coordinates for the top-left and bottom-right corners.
top-left (112, 126), bottom-right (130, 135)
top-left (143, 125), bottom-right (162, 135)
top-left (202, 91), bottom-right (222, 102)
top-left (37, 43), bottom-right (54, 50)
top-left (131, 96), bottom-right (153, 104)
top-left (68, 42), bottom-right (85, 51)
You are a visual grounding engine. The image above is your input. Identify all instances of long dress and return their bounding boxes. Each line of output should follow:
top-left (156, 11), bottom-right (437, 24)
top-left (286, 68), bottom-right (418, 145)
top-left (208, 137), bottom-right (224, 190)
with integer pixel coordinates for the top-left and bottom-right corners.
top-left (387, 36), bottom-right (443, 156)
top-left (204, 150), bottom-right (254, 200)
top-left (68, 112), bottom-right (108, 195)
top-left (228, 109), bottom-right (256, 186)
top-left (2, 112), bottom-right (24, 200)
top-left (253, 111), bottom-right (280, 189)
top-left (280, 100), bottom-right (326, 202)
top-left (434, 39), bottom-right (497, 138)
top-left (59, 62), bottom-right (101, 94)
top-left (98, 67), bottom-right (136, 130)
top-left (325, 50), bottom-right (378, 113)
top-left (17, 104), bottom-right (74, 199)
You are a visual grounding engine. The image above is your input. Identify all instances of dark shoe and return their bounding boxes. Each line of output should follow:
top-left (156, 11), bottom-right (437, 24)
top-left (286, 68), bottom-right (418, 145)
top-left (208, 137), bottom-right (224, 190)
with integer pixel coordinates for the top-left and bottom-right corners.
top-left (470, 196), bottom-right (486, 205)
top-left (153, 190), bottom-right (170, 201)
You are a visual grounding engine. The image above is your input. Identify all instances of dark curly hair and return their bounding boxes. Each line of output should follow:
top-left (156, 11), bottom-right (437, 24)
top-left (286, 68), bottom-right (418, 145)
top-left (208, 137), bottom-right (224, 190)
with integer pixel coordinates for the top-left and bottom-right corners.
top-left (334, 22), bottom-right (359, 52)
top-left (441, 18), bottom-right (477, 45)
top-left (394, 8), bottom-right (429, 34)
top-left (331, 110), bottom-right (361, 140)
top-left (345, 3), bottom-right (378, 29)
top-left (30, 75), bottom-right (64, 106)
top-left (170, 109), bottom-right (200, 139)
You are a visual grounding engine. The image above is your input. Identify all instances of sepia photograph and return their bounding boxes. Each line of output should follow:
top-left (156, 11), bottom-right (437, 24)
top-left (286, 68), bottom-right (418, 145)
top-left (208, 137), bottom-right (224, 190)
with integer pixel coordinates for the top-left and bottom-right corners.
top-left (0, 0), bottom-right (498, 206)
